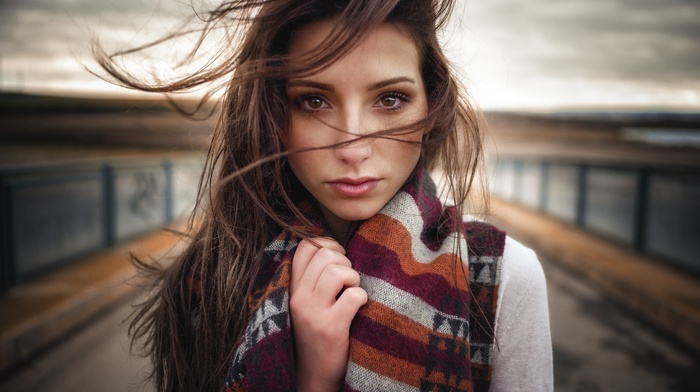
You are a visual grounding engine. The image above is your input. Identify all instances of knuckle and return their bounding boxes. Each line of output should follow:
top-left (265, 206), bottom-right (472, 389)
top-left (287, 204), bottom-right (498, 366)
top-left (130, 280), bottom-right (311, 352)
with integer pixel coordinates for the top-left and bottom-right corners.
top-left (297, 239), bottom-right (317, 253)
top-left (323, 263), bottom-right (344, 280)
top-left (345, 287), bottom-right (368, 304)
top-left (329, 263), bottom-right (357, 280)
top-left (316, 247), bottom-right (350, 266)
top-left (312, 237), bottom-right (344, 253)
top-left (289, 295), bottom-right (304, 313)
top-left (315, 246), bottom-right (336, 259)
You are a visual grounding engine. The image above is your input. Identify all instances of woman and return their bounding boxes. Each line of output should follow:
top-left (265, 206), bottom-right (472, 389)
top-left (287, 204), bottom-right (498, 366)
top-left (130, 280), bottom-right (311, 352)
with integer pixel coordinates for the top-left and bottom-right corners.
top-left (96, 0), bottom-right (553, 391)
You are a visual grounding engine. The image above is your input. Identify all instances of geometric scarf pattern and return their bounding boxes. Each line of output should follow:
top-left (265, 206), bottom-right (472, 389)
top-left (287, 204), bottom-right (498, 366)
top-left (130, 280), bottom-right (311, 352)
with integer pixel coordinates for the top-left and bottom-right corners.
top-left (223, 170), bottom-right (505, 392)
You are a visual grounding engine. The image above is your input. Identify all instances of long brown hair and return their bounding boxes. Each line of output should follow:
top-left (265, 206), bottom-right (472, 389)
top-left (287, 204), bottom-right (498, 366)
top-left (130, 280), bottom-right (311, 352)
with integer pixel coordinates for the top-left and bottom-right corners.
top-left (93, 1), bottom-right (487, 391)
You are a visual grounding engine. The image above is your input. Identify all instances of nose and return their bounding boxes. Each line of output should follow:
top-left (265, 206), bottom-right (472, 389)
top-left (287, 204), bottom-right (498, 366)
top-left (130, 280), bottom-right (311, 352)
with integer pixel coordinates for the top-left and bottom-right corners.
top-left (334, 110), bottom-right (372, 165)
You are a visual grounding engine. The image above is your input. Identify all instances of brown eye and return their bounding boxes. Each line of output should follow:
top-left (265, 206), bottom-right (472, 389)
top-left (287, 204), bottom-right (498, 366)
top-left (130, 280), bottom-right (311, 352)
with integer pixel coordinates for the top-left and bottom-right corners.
top-left (381, 96), bottom-right (397, 107)
top-left (307, 97), bottom-right (323, 109)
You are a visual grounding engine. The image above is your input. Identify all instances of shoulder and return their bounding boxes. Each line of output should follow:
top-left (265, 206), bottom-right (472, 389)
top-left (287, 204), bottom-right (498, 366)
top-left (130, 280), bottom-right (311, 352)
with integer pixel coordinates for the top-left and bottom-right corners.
top-left (490, 236), bottom-right (553, 391)
top-left (500, 236), bottom-right (546, 294)
top-left (497, 236), bottom-right (548, 331)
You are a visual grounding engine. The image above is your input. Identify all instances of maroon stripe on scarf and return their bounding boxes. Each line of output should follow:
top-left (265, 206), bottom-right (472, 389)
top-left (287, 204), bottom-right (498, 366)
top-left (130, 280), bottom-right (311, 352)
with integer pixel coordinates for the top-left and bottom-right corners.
top-left (348, 236), bottom-right (470, 316)
top-left (351, 314), bottom-right (471, 373)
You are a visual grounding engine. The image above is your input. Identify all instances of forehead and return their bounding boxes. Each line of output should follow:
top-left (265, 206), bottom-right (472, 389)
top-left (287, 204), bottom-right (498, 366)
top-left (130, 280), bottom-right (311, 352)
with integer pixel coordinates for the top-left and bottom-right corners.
top-left (287, 20), bottom-right (421, 73)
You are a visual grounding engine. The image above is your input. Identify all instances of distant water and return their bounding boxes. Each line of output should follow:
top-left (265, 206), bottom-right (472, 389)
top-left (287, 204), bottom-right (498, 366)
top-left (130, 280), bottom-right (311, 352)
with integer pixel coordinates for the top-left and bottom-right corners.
top-left (549, 111), bottom-right (700, 123)
top-left (622, 128), bottom-right (700, 147)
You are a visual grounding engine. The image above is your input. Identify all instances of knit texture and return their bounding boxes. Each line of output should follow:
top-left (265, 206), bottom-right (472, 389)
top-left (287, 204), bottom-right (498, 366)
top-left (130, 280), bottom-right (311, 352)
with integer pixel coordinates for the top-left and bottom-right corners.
top-left (223, 171), bottom-right (505, 391)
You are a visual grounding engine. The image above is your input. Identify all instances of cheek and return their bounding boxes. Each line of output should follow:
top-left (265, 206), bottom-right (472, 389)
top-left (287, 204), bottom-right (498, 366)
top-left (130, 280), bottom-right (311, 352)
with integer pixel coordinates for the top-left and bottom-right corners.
top-left (285, 121), bottom-right (300, 151)
top-left (287, 116), bottom-right (330, 150)
top-left (286, 125), bottom-right (308, 181)
top-left (393, 125), bottom-right (426, 153)
top-left (287, 148), bottom-right (325, 182)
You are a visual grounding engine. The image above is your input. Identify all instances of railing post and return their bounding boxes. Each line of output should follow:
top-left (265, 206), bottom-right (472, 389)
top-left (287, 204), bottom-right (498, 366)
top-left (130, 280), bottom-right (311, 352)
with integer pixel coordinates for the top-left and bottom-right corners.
top-left (576, 164), bottom-right (589, 228)
top-left (0, 175), bottom-right (11, 293)
top-left (634, 167), bottom-right (650, 252)
top-left (164, 160), bottom-right (173, 223)
top-left (102, 164), bottom-right (115, 248)
top-left (513, 160), bottom-right (523, 204)
top-left (540, 161), bottom-right (549, 212)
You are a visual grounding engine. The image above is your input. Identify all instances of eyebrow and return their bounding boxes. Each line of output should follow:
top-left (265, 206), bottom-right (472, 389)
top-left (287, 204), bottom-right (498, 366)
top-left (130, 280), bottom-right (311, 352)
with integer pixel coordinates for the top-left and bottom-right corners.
top-left (286, 80), bottom-right (334, 91)
top-left (287, 76), bottom-right (416, 92)
top-left (368, 77), bottom-right (416, 91)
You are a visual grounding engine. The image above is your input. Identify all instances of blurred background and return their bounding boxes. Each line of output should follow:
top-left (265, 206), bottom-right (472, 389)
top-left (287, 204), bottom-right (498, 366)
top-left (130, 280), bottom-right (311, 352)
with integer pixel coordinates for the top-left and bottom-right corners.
top-left (0, 0), bottom-right (698, 391)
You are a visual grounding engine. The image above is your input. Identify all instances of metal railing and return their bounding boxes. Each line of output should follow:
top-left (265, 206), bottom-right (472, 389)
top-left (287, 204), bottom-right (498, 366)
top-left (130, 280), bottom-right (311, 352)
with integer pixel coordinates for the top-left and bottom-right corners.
top-left (0, 154), bottom-right (204, 293)
top-left (490, 159), bottom-right (700, 276)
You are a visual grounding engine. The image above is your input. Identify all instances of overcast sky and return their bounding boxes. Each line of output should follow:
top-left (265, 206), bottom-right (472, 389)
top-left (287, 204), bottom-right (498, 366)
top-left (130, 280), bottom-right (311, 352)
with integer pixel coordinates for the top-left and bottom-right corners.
top-left (1, 0), bottom-right (698, 111)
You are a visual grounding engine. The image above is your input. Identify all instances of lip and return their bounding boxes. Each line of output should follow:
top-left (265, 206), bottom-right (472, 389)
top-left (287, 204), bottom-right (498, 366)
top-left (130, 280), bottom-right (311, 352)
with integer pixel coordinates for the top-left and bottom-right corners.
top-left (327, 177), bottom-right (380, 197)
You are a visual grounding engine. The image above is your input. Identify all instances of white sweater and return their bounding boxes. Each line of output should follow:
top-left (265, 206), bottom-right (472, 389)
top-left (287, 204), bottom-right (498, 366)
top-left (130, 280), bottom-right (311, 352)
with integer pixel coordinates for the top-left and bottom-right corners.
top-left (490, 237), bottom-right (553, 391)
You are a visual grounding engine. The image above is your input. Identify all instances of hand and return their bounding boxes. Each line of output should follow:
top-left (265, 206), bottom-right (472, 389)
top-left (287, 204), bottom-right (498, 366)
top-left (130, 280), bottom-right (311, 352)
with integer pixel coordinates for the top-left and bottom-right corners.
top-left (290, 237), bottom-right (368, 392)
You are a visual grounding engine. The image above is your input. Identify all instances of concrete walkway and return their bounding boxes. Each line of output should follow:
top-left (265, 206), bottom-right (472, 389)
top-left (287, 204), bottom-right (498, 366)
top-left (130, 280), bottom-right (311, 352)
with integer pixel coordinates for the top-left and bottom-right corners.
top-left (0, 229), bottom-right (183, 376)
top-left (490, 197), bottom-right (700, 355)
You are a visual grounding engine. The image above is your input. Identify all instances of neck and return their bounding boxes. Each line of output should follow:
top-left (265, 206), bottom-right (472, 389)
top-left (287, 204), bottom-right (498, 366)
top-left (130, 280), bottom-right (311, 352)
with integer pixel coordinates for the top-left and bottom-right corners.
top-left (327, 216), bottom-right (355, 245)
top-left (316, 205), bottom-right (354, 245)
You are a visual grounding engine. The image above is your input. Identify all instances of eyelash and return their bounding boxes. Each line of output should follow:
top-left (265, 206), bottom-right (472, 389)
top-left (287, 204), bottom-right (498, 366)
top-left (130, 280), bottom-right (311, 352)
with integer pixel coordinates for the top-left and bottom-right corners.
top-left (293, 91), bottom-right (412, 114)
top-left (294, 94), bottom-right (329, 114)
top-left (378, 91), bottom-right (411, 112)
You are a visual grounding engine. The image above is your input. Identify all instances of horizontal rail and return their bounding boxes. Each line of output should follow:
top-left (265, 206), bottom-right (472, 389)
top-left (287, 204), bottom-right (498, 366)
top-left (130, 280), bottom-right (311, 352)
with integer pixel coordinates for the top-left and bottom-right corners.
top-left (0, 154), bottom-right (204, 293)
top-left (490, 158), bottom-right (700, 276)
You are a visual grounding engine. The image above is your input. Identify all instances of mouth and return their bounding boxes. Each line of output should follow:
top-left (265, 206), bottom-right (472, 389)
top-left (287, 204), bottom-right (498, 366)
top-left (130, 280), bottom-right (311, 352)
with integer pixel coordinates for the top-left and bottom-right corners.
top-left (327, 177), bottom-right (380, 197)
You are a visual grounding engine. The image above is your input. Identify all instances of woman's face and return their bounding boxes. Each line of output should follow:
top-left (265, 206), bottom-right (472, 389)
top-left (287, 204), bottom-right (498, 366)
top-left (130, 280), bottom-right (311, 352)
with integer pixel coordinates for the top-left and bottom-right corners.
top-left (286, 20), bottom-right (428, 238)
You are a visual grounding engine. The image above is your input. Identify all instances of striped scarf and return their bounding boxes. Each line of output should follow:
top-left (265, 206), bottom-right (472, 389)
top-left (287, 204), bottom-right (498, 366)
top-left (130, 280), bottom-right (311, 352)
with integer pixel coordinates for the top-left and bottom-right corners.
top-left (224, 171), bottom-right (505, 391)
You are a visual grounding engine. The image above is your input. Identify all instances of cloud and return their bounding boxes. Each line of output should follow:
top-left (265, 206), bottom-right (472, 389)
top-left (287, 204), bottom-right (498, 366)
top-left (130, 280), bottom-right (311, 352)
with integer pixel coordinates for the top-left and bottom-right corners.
top-left (1, 0), bottom-right (698, 109)
top-left (450, 0), bottom-right (700, 108)
top-left (0, 0), bottom-right (193, 94)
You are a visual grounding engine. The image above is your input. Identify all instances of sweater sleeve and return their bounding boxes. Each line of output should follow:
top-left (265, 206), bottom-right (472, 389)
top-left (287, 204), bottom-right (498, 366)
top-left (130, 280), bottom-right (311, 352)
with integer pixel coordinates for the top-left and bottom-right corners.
top-left (489, 236), bottom-right (553, 392)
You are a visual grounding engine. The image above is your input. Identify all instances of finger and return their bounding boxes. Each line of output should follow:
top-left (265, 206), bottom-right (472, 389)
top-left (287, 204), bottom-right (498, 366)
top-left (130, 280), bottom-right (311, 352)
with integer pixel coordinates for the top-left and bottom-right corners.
top-left (297, 247), bottom-right (352, 294)
top-left (314, 264), bottom-right (361, 301)
top-left (308, 237), bottom-right (345, 253)
top-left (291, 237), bottom-right (344, 287)
top-left (333, 286), bottom-right (368, 325)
